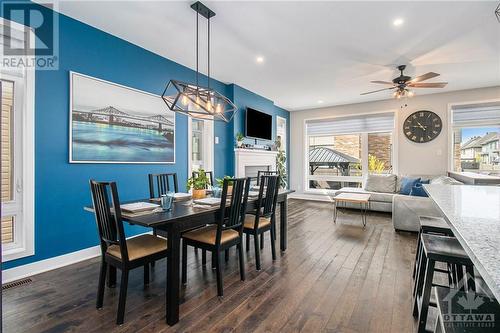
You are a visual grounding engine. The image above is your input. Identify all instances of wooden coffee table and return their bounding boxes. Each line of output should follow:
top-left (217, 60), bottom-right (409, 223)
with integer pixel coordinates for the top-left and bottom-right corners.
top-left (333, 192), bottom-right (371, 227)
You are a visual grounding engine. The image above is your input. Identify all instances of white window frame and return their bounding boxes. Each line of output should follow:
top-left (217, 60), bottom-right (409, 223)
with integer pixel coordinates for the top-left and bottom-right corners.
top-left (1, 19), bottom-right (35, 261)
top-left (303, 110), bottom-right (397, 195)
top-left (187, 117), bottom-right (214, 175)
top-left (447, 98), bottom-right (500, 171)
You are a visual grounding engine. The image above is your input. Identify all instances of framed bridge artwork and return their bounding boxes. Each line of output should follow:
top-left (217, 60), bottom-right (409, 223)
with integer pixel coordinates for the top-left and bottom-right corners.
top-left (69, 72), bottom-right (175, 163)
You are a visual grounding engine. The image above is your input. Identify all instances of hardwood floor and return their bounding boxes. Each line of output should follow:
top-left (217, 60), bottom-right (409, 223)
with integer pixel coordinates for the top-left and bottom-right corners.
top-left (3, 199), bottom-right (417, 333)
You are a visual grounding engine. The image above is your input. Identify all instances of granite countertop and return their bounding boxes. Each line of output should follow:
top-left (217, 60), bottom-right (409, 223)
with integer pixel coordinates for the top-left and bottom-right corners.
top-left (424, 184), bottom-right (500, 300)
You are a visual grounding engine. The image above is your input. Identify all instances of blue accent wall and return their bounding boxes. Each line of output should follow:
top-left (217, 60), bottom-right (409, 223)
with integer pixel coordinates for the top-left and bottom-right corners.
top-left (2, 3), bottom-right (288, 269)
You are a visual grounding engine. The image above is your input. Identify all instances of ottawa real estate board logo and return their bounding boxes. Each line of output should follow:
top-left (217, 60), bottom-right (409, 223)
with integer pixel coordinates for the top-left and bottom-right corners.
top-left (1, 1), bottom-right (59, 70)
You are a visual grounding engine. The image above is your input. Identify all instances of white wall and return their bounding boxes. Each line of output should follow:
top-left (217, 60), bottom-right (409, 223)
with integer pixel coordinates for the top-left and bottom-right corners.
top-left (290, 86), bottom-right (500, 195)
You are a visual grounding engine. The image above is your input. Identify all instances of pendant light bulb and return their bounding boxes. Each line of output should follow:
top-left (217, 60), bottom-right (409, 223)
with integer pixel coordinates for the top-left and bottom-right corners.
top-left (206, 99), bottom-right (212, 111)
top-left (216, 103), bottom-right (222, 113)
top-left (182, 94), bottom-right (189, 105)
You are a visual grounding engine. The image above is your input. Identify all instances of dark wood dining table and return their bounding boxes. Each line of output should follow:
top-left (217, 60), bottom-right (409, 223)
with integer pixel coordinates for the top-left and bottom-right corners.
top-left (84, 189), bottom-right (294, 325)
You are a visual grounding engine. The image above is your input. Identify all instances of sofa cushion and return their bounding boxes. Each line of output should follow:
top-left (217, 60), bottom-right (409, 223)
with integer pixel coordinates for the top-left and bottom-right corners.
top-left (336, 187), bottom-right (395, 203)
top-left (364, 174), bottom-right (397, 193)
top-left (399, 177), bottom-right (421, 195)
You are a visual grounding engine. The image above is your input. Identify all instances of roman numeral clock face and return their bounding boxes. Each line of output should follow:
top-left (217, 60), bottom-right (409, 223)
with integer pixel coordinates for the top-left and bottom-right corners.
top-left (404, 111), bottom-right (442, 143)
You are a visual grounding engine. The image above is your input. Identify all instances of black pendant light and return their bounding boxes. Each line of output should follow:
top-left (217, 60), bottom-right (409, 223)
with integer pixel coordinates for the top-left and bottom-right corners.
top-left (162, 1), bottom-right (237, 122)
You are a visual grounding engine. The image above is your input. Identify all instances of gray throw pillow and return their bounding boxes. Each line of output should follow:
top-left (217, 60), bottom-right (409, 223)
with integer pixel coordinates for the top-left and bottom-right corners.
top-left (430, 176), bottom-right (463, 185)
top-left (364, 174), bottom-right (397, 193)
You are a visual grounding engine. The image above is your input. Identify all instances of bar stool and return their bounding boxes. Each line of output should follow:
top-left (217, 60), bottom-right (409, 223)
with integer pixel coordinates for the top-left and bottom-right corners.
top-left (413, 216), bottom-right (454, 280)
top-left (434, 286), bottom-right (500, 333)
top-left (413, 234), bottom-right (475, 333)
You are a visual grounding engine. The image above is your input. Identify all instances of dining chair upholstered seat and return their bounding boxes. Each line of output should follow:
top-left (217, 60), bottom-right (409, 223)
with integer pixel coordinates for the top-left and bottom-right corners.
top-left (243, 214), bottom-right (271, 229)
top-left (182, 225), bottom-right (239, 245)
top-left (107, 234), bottom-right (167, 261)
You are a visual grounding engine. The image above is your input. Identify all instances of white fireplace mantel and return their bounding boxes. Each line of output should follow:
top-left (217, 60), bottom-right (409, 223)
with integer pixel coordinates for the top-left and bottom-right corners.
top-left (234, 148), bottom-right (278, 178)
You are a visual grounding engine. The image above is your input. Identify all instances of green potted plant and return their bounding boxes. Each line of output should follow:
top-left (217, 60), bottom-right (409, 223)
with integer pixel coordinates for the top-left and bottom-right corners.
top-left (216, 175), bottom-right (234, 194)
top-left (236, 132), bottom-right (244, 147)
top-left (187, 169), bottom-right (210, 199)
top-left (276, 139), bottom-right (288, 189)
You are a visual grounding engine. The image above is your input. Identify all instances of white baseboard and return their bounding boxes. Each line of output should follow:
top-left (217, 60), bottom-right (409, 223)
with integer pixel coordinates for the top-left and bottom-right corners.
top-left (289, 193), bottom-right (333, 202)
top-left (2, 232), bottom-right (152, 284)
top-left (2, 245), bottom-right (101, 284)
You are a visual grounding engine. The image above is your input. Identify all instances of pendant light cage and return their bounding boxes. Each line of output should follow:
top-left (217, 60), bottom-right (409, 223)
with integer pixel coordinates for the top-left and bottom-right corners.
top-left (162, 1), bottom-right (237, 123)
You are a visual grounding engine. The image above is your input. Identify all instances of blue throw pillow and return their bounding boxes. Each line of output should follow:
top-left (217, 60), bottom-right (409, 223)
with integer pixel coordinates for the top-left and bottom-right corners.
top-left (410, 183), bottom-right (428, 197)
top-left (400, 177), bottom-right (421, 195)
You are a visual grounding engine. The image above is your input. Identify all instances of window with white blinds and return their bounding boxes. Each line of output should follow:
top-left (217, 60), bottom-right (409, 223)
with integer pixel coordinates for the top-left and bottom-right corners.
top-left (306, 112), bottom-right (395, 136)
top-left (1, 19), bottom-right (35, 261)
top-left (305, 112), bottom-right (395, 192)
top-left (451, 102), bottom-right (500, 127)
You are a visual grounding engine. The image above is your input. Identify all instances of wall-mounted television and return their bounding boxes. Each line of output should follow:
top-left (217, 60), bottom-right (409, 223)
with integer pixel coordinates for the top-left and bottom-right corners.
top-left (245, 108), bottom-right (272, 141)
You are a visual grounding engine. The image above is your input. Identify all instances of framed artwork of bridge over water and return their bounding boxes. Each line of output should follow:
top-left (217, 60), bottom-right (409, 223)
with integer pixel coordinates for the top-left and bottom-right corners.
top-left (69, 72), bottom-right (175, 164)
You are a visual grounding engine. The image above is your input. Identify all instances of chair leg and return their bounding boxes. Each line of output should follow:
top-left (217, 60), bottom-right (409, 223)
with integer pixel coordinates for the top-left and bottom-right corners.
top-left (254, 233), bottom-right (261, 270)
top-left (194, 247), bottom-right (198, 255)
top-left (225, 249), bottom-right (229, 262)
top-left (260, 233), bottom-right (264, 250)
top-left (466, 265), bottom-right (475, 292)
top-left (143, 264), bottom-right (149, 287)
top-left (212, 251), bottom-right (216, 270)
top-left (182, 239), bottom-right (188, 284)
top-left (238, 243), bottom-right (245, 281)
top-left (270, 228), bottom-right (277, 261)
top-left (246, 233), bottom-right (250, 252)
top-left (416, 259), bottom-right (436, 333)
top-left (96, 260), bottom-right (107, 309)
top-left (202, 249), bottom-right (207, 265)
top-left (215, 251), bottom-right (223, 297)
top-left (151, 230), bottom-right (157, 268)
top-left (116, 269), bottom-right (129, 325)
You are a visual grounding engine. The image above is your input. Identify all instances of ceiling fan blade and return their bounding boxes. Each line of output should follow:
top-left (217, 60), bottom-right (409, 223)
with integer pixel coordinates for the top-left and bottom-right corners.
top-left (408, 82), bottom-right (448, 88)
top-left (360, 87), bottom-right (396, 95)
top-left (410, 72), bottom-right (440, 83)
top-left (370, 80), bottom-right (395, 85)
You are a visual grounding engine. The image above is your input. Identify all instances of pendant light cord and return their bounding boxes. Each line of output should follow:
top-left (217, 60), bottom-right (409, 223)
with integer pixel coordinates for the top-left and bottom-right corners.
top-left (207, 16), bottom-right (210, 89)
top-left (196, 10), bottom-right (199, 89)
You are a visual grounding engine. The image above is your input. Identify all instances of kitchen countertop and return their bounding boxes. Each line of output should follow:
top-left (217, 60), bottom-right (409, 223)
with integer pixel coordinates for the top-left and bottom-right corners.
top-left (424, 184), bottom-right (500, 300)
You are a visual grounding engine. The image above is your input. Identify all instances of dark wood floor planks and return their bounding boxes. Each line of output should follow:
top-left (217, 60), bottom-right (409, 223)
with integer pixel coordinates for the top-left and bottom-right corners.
top-left (2, 199), bottom-right (417, 333)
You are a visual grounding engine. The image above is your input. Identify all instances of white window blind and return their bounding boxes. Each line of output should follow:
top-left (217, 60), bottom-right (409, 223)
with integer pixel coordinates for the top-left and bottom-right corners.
top-left (306, 112), bottom-right (395, 136)
top-left (452, 102), bottom-right (500, 126)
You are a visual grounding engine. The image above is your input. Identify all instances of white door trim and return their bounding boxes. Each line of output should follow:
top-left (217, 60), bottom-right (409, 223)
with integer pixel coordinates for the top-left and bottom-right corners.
top-left (187, 117), bottom-right (214, 176)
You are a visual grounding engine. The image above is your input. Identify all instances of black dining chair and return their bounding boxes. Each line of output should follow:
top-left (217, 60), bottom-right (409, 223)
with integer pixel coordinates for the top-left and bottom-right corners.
top-left (181, 177), bottom-right (250, 296)
top-left (148, 172), bottom-right (178, 198)
top-left (243, 175), bottom-right (279, 270)
top-left (192, 170), bottom-right (214, 188)
top-left (89, 180), bottom-right (168, 325)
top-left (256, 170), bottom-right (279, 186)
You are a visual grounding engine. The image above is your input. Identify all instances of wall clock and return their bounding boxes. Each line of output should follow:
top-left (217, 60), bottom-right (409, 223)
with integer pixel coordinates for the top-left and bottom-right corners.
top-left (403, 110), bottom-right (442, 143)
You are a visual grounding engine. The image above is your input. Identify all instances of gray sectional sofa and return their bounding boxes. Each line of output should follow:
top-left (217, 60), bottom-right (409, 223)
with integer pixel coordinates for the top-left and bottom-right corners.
top-left (334, 175), bottom-right (462, 232)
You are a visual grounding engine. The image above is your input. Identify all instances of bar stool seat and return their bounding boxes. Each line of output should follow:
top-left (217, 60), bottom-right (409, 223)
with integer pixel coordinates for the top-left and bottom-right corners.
top-left (413, 234), bottom-right (475, 333)
top-left (434, 286), bottom-right (500, 333)
top-left (414, 216), bottom-right (454, 280)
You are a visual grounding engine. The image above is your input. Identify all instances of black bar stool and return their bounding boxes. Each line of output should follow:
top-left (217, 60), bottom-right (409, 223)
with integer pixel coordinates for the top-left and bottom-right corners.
top-left (413, 216), bottom-right (454, 280)
top-left (413, 234), bottom-right (475, 333)
top-left (434, 286), bottom-right (500, 332)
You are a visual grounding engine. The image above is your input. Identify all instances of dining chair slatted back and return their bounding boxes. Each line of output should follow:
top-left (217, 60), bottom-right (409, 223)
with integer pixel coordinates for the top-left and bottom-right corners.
top-left (192, 170), bottom-right (214, 188)
top-left (257, 175), bottom-right (280, 218)
top-left (256, 170), bottom-right (279, 185)
top-left (89, 180), bottom-right (129, 262)
top-left (149, 173), bottom-right (178, 198)
top-left (218, 177), bottom-right (250, 233)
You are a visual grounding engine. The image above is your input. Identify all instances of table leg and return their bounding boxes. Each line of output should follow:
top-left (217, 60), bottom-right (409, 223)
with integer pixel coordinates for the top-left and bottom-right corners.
top-left (166, 227), bottom-right (180, 325)
top-left (279, 198), bottom-right (288, 252)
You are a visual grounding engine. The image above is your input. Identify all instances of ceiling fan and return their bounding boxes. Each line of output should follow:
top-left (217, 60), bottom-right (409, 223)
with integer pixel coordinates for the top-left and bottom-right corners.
top-left (360, 65), bottom-right (448, 98)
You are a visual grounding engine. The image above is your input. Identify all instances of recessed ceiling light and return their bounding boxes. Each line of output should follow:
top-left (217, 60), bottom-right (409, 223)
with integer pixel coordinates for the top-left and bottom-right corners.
top-left (393, 18), bottom-right (404, 27)
top-left (256, 56), bottom-right (264, 64)
top-left (317, 100), bottom-right (324, 104)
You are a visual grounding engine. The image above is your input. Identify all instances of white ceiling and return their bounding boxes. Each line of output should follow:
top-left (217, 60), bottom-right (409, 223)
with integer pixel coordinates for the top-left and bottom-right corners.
top-left (48, 1), bottom-right (500, 110)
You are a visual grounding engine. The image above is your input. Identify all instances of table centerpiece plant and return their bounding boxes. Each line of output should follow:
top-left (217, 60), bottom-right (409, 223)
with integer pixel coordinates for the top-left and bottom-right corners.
top-left (187, 169), bottom-right (210, 199)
